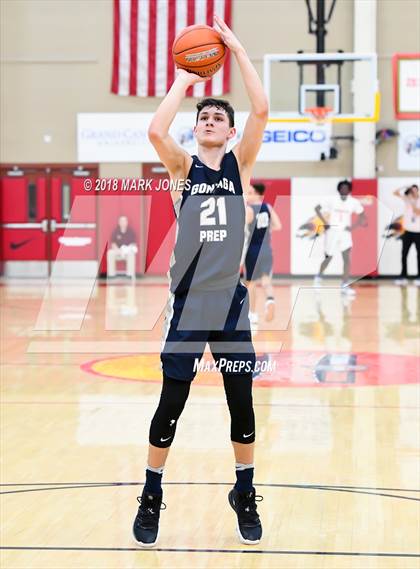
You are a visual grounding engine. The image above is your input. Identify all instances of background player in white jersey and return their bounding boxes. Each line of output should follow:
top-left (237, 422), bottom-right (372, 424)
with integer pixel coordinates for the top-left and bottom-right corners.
top-left (313, 180), bottom-right (366, 294)
top-left (132, 15), bottom-right (268, 548)
top-left (244, 183), bottom-right (281, 327)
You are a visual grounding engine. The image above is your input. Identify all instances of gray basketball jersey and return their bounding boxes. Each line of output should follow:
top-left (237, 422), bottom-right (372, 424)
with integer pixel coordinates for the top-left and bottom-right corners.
top-left (169, 151), bottom-right (245, 294)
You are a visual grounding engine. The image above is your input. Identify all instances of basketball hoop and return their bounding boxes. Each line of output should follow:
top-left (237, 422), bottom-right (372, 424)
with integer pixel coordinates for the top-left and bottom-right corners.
top-left (305, 106), bottom-right (334, 125)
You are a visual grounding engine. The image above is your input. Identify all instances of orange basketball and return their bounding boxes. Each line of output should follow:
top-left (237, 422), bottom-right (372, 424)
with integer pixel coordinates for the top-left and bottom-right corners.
top-left (172, 24), bottom-right (226, 78)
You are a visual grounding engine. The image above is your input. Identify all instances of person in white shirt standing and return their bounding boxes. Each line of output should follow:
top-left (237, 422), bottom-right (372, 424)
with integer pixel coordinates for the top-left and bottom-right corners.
top-left (393, 184), bottom-right (420, 286)
top-left (313, 180), bottom-right (366, 295)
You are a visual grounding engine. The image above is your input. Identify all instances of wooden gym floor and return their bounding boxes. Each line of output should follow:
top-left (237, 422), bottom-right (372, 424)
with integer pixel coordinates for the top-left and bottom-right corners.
top-left (1, 277), bottom-right (419, 569)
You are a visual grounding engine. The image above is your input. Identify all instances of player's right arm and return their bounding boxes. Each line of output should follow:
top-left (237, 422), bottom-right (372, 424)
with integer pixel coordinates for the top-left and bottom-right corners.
top-left (315, 204), bottom-right (330, 229)
top-left (148, 71), bottom-right (206, 192)
top-left (214, 16), bottom-right (268, 186)
top-left (393, 187), bottom-right (420, 213)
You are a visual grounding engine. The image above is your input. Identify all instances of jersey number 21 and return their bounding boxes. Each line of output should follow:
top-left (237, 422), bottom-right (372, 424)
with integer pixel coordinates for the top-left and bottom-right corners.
top-left (200, 197), bottom-right (227, 226)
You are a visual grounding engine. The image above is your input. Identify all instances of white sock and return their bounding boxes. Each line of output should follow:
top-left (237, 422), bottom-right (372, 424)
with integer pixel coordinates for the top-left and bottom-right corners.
top-left (147, 464), bottom-right (164, 475)
top-left (235, 462), bottom-right (254, 471)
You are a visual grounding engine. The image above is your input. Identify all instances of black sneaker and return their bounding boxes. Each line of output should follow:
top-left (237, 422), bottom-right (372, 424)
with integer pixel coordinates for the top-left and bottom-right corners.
top-left (133, 490), bottom-right (165, 548)
top-left (228, 487), bottom-right (263, 544)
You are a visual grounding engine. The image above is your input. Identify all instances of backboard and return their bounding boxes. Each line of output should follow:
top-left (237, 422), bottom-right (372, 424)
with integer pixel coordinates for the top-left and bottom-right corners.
top-left (264, 52), bottom-right (380, 123)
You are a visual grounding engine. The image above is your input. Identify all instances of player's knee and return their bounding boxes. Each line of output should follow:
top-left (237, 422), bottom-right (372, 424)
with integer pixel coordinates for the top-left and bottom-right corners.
top-left (223, 373), bottom-right (255, 444)
top-left (261, 276), bottom-right (271, 289)
top-left (149, 374), bottom-right (191, 448)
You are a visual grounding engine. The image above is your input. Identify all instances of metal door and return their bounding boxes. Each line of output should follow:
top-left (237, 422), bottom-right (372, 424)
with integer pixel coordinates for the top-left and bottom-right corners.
top-left (49, 167), bottom-right (97, 277)
top-left (0, 165), bottom-right (98, 277)
top-left (0, 167), bottom-right (49, 277)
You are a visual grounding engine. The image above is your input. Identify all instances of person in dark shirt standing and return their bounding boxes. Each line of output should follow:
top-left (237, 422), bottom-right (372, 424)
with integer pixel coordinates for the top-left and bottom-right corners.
top-left (244, 183), bottom-right (281, 327)
top-left (107, 215), bottom-right (137, 278)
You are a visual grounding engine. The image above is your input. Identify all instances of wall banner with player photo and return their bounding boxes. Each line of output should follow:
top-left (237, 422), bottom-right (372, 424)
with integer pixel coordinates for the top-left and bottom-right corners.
top-left (77, 113), bottom-right (331, 163)
top-left (398, 121), bottom-right (420, 171)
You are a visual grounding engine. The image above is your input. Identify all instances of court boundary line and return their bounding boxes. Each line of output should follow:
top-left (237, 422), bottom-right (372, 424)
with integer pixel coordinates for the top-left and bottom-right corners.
top-left (2, 398), bottom-right (419, 410)
top-left (1, 481), bottom-right (419, 502)
top-left (1, 481), bottom-right (419, 491)
top-left (0, 545), bottom-right (419, 557)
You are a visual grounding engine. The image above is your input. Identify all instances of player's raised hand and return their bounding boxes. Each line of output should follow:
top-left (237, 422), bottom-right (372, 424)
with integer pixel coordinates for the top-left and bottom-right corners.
top-left (175, 68), bottom-right (209, 86)
top-left (214, 14), bottom-right (243, 53)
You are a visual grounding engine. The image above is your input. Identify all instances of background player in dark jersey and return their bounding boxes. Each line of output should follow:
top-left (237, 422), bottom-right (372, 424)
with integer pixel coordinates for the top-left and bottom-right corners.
top-left (244, 183), bottom-right (281, 327)
top-left (132, 15), bottom-right (268, 548)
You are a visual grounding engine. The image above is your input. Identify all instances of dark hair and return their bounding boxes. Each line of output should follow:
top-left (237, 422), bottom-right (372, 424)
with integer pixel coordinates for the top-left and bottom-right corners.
top-left (252, 183), bottom-right (265, 196)
top-left (196, 98), bottom-right (235, 127)
top-left (404, 185), bottom-right (418, 196)
top-left (337, 179), bottom-right (352, 192)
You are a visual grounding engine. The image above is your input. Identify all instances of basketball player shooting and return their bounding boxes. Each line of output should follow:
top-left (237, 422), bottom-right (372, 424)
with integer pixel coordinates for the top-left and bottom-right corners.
top-left (244, 183), bottom-right (282, 327)
top-left (132, 15), bottom-right (268, 548)
top-left (313, 180), bottom-right (366, 295)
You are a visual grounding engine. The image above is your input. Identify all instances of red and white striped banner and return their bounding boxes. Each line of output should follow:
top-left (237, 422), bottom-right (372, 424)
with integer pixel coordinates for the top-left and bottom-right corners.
top-left (112, 0), bottom-right (232, 98)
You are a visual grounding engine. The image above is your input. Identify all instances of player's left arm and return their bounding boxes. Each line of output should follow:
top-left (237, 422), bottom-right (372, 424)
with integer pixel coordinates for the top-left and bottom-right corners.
top-left (214, 15), bottom-right (268, 181)
top-left (352, 211), bottom-right (367, 229)
top-left (348, 200), bottom-right (367, 230)
top-left (268, 205), bottom-right (282, 231)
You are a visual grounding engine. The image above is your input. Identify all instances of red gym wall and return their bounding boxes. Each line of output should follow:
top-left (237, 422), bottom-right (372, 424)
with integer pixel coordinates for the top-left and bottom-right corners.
top-left (351, 179), bottom-right (378, 277)
top-left (255, 178), bottom-right (291, 275)
top-left (141, 164), bottom-right (176, 276)
top-left (0, 167), bottom-right (384, 279)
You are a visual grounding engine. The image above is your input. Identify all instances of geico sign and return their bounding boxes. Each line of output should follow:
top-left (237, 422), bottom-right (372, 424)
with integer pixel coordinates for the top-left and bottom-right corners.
top-left (263, 130), bottom-right (327, 143)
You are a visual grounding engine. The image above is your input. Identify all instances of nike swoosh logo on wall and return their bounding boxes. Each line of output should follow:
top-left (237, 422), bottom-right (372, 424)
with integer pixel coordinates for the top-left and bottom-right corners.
top-left (10, 239), bottom-right (32, 250)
